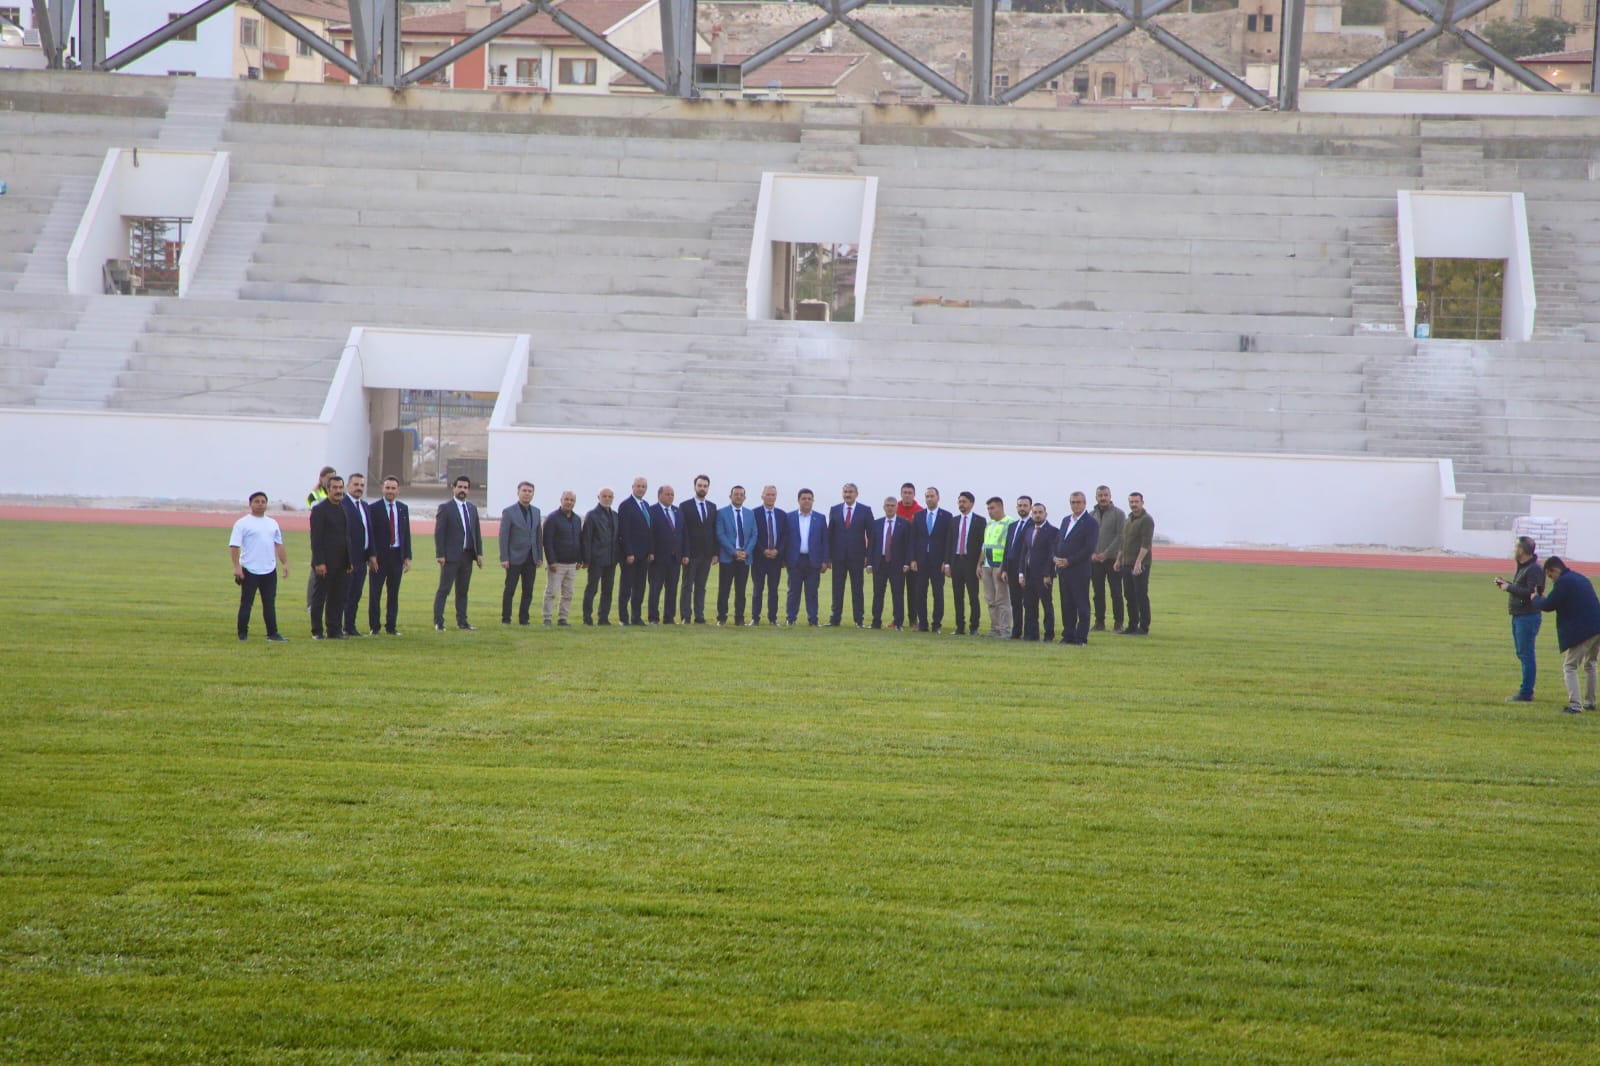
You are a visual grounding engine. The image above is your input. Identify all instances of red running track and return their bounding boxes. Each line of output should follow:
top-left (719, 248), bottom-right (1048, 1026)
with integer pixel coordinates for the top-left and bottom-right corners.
top-left (0, 505), bottom-right (1542, 572)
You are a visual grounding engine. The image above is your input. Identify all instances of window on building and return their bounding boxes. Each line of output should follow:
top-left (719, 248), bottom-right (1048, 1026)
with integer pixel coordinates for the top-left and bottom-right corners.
top-left (558, 57), bottom-right (597, 85)
top-left (1585, 0), bottom-right (1594, 20)
top-left (1047, 78), bottom-right (1061, 91)
top-left (1, 6), bottom-right (23, 25)
top-left (1100, 72), bottom-right (1117, 98)
top-left (516, 57), bottom-right (541, 85)
top-left (1073, 72), bottom-right (1090, 94)
top-left (1551, 0), bottom-right (1563, 16)
top-left (168, 70), bottom-right (197, 77)
top-left (993, 72), bottom-right (1010, 91)
top-left (1512, 0), bottom-right (1527, 15)
top-left (165, 12), bottom-right (197, 41)
top-left (418, 56), bottom-right (449, 85)
top-left (240, 17), bottom-right (258, 47)
top-left (1246, 13), bottom-right (1258, 30)
top-left (1263, 13), bottom-right (1274, 30)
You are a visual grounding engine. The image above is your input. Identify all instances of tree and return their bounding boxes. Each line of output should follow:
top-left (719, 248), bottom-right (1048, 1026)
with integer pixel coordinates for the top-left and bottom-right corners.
top-left (1479, 17), bottom-right (1577, 60)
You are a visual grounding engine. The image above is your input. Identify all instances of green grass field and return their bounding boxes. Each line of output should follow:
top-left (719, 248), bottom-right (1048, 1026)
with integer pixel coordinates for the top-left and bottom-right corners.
top-left (2, 521), bottom-right (1595, 1063)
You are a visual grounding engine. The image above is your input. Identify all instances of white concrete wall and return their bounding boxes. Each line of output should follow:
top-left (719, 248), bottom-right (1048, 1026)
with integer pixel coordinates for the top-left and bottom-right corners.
top-left (1302, 89), bottom-right (1600, 117)
top-left (179, 152), bottom-right (229, 297)
top-left (485, 427), bottom-right (1459, 551)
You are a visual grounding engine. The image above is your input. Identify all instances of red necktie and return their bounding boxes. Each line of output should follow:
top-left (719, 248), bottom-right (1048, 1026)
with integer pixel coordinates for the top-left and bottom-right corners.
top-left (958, 515), bottom-right (968, 554)
top-left (845, 504), bottom-right (852, 527)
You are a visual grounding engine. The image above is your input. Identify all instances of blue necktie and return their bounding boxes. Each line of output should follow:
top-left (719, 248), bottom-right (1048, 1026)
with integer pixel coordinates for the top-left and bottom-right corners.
top-left (735, 509), bottom-right (744, 545)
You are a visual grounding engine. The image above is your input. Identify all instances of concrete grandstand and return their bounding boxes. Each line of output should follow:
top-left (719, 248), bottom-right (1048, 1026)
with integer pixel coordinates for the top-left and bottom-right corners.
top-left (2, 69), bottom-right (1598, 555)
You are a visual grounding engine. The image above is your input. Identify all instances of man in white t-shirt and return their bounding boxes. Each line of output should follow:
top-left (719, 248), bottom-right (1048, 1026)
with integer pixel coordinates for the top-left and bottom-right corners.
top-left (229, 491), bottom-right (290, 643)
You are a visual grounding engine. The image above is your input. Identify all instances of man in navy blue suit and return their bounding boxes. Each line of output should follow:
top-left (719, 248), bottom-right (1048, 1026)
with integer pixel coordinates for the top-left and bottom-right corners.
top-left (827, 483), bottom-right (870, 628)
top-left (1015, 501), bottom-right (1058, 642)
top-left (1052, 490), bottom-right (1100, 646)
top-left (715, 484), bottom-right (756, 626)
top-left (944, 490), bottom-right (986, 636)
top-left (339, 473), bottom-right (377, 636)
top-left (616, 475), bottom-right (653, 626)
top-left (784, 488), bottom-right (830, 626)
top-left (751, 484), bottom-right (787, 626)
top-left (433, 475), bottom-right (484, 631)
top-left (1002, 495), bottom-right (1033, 639)
top-left (909, 486), bottom-right (953, 633)
top-left (647, 484), bottom-right (683, 624)
top-left (367, 475), bottom-right (411, 635)
top-left (869, 496), bottom-right (911, 630)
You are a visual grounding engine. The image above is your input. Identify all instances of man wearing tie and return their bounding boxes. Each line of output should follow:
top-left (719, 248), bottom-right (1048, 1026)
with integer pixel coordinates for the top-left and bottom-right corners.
top-left (648, 484), bottom-right (683, 625)
top-left (309, 475), bottom-right (352, 640)
top-left (678, 474), bottom-right (717, 625)
top-left (367, 475), bottom-right (411, 636)
top-left (869, 496), bottom-right (911, 631)
top-left (500, 480), bottom-right (543, 626)
top-left (751, 484), bottom-right (787, 627)
top-left (909, 486), bottom-right (953, 633)
top-left (339, 473), bottom-right (377, 637)
top-left (1001, 495), bottom-right (1033, 639)
top-left (944, 491), bottom-right (986, 636)
top-left (1052, 490), bottom-right (1100, 646)
top-left (1016, 501), bottom-right (1059, 642)
top-left (715, 484), bottom-right (756, 626)
top-left (434, 475), bottom-right (484, 631)
top-left (784, 488), bottom-right (830, 626)
top-left (827, 483), bottom-right (870, 628)
top-left (616, 476), bottom-right (653, 626)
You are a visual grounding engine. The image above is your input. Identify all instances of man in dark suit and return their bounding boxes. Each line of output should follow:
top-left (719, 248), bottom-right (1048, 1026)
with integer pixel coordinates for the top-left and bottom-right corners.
top-left (944, 491), bottom-right (986, 636)
top-left (309, 475), bottom-right (352, 640)
top-left (581, 488), bottom-right (618, 625)
top-left (616, 476), bottom-right (653, 626)
top-left (751, 484), bottom-right (787, 626)
top-left (433, 475), bottom-right (484, 631)
top-left (678, 474), bottom-right (717, 625)
top-left (1016, 502), bottom-right (1059, 642)
top-left (338, 472), bottom-right (376, 636)
top-left (1052, 490), bottom-right (1100, 646)
top-left (869, 496), bottom-right (911, 630)
top-left (784, 488), bottom-right (830, 626)
top-left (1002, 495), bottom-right (1033, 639)
top-left (715, 484), bottom-right (756, 626)
top-left (909, 486), bottom-right (953, 632)
top-left (827, 483), bottom-right (870, 628)
top-left (367, 475), bottom-right (411, 636)
top-left (648, 485), bottom-right (684, 624)
top-left (499, 480), bottom-right (542, 626)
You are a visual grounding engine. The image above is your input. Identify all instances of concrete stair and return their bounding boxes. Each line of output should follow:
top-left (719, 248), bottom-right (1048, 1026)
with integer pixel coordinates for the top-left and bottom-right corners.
top-left (156, 77), bottom-right (235, 151)
top-left (33, 295), bottom-right (154, 409)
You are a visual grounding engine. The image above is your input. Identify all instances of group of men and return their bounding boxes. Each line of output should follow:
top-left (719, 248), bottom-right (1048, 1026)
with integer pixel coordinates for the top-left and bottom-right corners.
top-left (1495, 536), bottom-right (1600, 714)
top-left (231, 470), bottom-right (1157, 644)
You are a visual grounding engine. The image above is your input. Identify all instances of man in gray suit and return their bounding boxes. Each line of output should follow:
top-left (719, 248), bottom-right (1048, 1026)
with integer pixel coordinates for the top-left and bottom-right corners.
top-left (500, 480), bottom-right (543, 626)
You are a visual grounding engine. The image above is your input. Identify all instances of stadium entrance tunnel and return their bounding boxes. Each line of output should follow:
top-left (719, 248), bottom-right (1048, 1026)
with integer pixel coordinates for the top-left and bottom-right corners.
top-left (1397, 190), bottom-right (1534, 341)
top-left (331, 328), bottom-right (530, 506)
top-left (747, 173), bottom-right (878, 322)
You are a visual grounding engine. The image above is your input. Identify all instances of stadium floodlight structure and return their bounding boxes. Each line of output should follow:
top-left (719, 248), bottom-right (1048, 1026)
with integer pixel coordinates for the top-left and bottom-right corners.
top-left (20, 0), bottom-right (1592, 110)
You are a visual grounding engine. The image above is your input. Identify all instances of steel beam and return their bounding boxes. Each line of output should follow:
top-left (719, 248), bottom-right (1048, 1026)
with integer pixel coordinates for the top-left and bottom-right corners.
top-left (1146, 23), bottom-right (1273, 108)
top-left (346, 0), bottom-right (375, 82)
top-left (400, 0), bottom-right (548, 88)
top-left (100, 0), bottom-right (229, 70)
top-left (838, 10), bottom-right (967, 102)
top-left (1453, 30), bottom-right (1560, 91)
top-left (78, 0), bottom-right (104, 69)
top-left (1594, 12), bottom-right (1600, 94)
top-left (970, 0), bottom-right (995, 105)
top-left (1326, 24), bottom-right (1441, 89)
top-left (547, 4), bottom-right (668, 94)
top-left (30, 0), bottom-right (58, 67)
top-left (379, 0), bottom-right (400, 87)
top-left (1277, 0), bottom-right (1304, 110)
top-left (1000, 21), bottom-right (1136, 102)
top-left (672, 0), bottom-right (697, 96)
top-left (739, 0), bottom-right (872, 77)
top-left (658, 0), bottom-right (679, 95)
top-left (252, 0), bottom-right (362, 81)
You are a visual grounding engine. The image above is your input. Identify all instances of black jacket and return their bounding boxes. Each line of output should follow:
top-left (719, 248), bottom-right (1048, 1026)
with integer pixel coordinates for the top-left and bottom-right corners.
top-left (542, 508), bottom-right (584, 565)
top-left (1504, 556), bottom-right (1545, 616)
top-left (582, 505), bottom-right (618, 567)
top-left (310, 498), bottom-right (351, 571)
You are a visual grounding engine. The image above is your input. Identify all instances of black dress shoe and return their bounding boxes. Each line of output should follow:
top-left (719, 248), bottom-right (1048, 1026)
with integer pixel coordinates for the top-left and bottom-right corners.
top-left (344, 630), bottom-right (364, 638)
top-left (458, 623), bottom-right (476, 631)
top-left (1091, 622), bottom-right (1106, 632)
top-left (312, 634), bottom-right (326, 640)
top-left (267, 634), bottom-right (288, 643)
top-left (954, 627), bottom-right (966, 636)
top-left (238, 634), bottom-right (249, 642)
